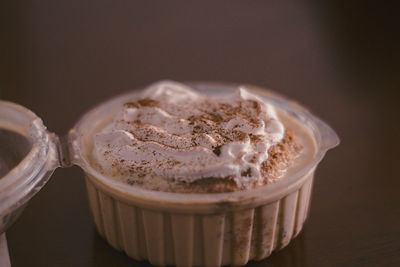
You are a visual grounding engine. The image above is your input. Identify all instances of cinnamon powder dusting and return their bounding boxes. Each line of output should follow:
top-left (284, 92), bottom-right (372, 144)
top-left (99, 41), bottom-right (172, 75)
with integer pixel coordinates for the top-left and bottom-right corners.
top-left (93, 83), bottom-right (300, 193)
top-left (124, 98), bottom-right (159, 108)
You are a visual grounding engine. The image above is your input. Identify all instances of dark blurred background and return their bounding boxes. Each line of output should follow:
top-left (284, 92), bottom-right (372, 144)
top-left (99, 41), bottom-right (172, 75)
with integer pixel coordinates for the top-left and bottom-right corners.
top-left (0, 1), bottom-right (399, 266)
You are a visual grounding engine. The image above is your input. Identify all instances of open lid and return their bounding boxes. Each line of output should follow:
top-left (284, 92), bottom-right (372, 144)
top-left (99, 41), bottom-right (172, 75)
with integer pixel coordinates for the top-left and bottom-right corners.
top-left (0, 101), bottom-right (60, 233)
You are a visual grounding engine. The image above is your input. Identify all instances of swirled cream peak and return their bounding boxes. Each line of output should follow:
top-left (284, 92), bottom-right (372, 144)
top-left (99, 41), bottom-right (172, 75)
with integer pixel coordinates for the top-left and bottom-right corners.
top-left (93, 81), bottom-right (285, 190)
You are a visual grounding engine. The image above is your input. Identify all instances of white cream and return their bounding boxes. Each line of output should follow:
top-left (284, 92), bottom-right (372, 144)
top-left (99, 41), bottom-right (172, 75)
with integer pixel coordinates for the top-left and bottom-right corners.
top-left (92, 81), bottom-right (285, 189)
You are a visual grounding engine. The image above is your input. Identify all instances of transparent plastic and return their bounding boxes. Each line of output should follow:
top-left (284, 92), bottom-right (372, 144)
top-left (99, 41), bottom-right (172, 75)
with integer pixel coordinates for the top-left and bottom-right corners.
top-left (69, 82), bottom-right (339, 266)
top-left (0, 101), bottom-right (59, 234)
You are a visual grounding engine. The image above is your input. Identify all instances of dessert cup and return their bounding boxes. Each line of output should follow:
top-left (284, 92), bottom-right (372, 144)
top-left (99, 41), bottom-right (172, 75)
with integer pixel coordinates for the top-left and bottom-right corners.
top-left (68, 82), bottom-right (339, 267)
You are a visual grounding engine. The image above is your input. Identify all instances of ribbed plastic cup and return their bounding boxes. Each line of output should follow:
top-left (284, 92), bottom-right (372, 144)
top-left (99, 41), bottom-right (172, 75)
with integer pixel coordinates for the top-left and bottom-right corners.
top-left (69, 82), bottom-right (339, 267)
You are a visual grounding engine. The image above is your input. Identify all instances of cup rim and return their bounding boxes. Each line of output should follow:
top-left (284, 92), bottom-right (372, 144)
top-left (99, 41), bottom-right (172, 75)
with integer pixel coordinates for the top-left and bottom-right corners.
top-left (70, 81), bottom-right (340, 210)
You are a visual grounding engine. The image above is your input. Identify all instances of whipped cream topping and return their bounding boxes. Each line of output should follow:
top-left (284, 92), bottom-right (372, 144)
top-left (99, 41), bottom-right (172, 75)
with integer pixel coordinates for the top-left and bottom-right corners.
top-left (93, 81), bottom-right (285, 189)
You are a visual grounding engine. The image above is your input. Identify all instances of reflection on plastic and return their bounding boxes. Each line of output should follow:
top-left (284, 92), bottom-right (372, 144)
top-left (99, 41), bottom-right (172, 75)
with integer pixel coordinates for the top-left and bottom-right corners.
top-left (0, 129), bottom-right (31, 178)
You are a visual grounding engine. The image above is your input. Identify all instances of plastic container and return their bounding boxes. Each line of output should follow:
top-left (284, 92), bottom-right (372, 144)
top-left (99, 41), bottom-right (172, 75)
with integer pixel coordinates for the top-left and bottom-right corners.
top-left (0, 101), bottom-right (59, 234)
top-left (0, 82), bottom-right (339, 267)
top-left (0, 101), bottom-right (60, 266)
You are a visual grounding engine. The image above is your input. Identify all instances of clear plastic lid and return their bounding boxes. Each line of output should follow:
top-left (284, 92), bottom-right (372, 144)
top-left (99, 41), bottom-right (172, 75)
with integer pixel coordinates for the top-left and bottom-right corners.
top-left (0, 101), bottom-right (59, 234)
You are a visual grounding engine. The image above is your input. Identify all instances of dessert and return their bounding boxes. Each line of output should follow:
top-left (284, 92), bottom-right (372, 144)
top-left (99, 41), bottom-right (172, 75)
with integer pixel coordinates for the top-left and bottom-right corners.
top-left (91, 82), bottom-right (310, 193)
top-left (71, 81), bottom-right (338, 266)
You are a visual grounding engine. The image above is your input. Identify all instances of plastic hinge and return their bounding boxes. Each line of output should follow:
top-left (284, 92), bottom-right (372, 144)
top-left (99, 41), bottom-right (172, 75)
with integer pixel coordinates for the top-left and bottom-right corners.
top-left (56, 134), bottom-right (73, 168)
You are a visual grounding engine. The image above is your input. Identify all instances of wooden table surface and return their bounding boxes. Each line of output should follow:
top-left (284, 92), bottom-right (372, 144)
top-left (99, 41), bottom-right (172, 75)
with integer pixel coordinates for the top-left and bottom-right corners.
top-left (1, 1), bottom-right (399, 266)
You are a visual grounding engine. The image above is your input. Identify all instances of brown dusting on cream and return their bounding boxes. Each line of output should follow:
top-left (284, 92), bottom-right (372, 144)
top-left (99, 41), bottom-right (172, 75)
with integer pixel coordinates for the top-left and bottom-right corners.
top-left (102, 95), bottom-right (301, 193)
top-left (181, 129), bottom-right (300, 192)
top-left (241, 168), bottom-right (252, 177)
top-left (122, 97), bottom-right (263, 153)
top-left (249, 133), bottom-right (262, 143)
top-left (261, 129), bottom-right (301, 183)
top-left (124, 98), bottom-right (159, 108)
top-left (183, 177), bottom-right (238, 193)
top-left (212, 145), bottom-right (222, 156)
